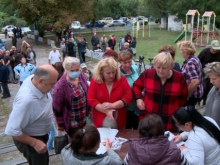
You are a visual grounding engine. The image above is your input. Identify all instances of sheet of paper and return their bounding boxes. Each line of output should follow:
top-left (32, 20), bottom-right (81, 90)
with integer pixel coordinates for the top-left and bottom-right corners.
top-left (165, 131), bottom-right (185, 147)
top-left (97, 128), bottom-right (119, 142)
top-left (96, 128), bottom-right (119, 154)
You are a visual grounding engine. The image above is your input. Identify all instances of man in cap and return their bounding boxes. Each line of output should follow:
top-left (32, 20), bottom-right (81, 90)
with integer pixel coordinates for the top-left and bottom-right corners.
top-left (198, 40), bottom-right (220, 106)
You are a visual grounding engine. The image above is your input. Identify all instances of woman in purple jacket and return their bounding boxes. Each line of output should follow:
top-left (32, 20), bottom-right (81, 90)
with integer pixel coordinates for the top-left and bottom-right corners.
top-left (52, 57), bottom-right (90, 138)
top-left (124, 114), bottom-right (188, 165)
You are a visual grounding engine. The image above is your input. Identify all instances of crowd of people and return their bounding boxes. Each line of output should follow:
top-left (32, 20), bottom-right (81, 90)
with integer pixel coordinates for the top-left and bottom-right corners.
top-left (0, 40), bottom-right (36, 98)
top-left (1, 31), bottom-right (220, 165)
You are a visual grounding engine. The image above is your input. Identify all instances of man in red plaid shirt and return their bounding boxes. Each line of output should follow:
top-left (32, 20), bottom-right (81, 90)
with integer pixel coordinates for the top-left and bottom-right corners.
top-left (133, 52), bottom-right (188, 131)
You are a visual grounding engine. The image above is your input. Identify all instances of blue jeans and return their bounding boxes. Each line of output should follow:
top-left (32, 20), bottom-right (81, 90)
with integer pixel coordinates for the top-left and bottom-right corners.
top-left (47, 121), bottom-right (56, 151)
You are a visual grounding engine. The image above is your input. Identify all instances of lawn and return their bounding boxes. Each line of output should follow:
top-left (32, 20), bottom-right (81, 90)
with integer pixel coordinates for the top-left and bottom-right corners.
top-left (72, 25), bottom-right (205, 65)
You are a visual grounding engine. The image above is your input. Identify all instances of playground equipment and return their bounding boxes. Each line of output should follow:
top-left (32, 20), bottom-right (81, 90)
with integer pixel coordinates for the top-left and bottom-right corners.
top-left (174, 10), bottom-right (200, 44)
top-left (174, 10), bottom-right (218, 46)
top-left (185, 10), bottom-right (200, 43)
top-left (131, 17), bottom-right (150, 39)
top-left (199, 11), bottom-right (216, 46)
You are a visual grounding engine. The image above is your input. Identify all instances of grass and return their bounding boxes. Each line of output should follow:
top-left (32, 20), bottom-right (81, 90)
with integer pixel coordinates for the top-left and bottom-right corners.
top-left (49, 24), bottom-right (206, 65)
top-left (0, 99), bottom-right (11, 116)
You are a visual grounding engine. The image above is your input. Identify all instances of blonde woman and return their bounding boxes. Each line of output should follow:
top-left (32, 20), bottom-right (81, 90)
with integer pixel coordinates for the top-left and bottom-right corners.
top-left (87, 57), bottom-right (132, 129)
top-left (177, 41), bottom-right (203, 107)
top-left (133, 52), bottom-right (188, 131)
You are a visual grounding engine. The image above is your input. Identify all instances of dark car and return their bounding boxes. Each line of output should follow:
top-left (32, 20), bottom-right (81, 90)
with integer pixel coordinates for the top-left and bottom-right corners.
top-left (85, 22), bottom-right (105, 28)
top-left (0, 39), bottom-right (5, 50)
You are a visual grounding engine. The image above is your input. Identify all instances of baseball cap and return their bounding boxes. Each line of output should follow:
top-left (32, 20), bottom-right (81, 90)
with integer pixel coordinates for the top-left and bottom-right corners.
top-left (80, 63), bottom-right (87, 68)
top-left (211, 40), bottom-right (220, 50)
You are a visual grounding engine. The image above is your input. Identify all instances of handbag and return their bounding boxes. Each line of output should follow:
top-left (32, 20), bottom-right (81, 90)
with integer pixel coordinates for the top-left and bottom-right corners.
top-left (54, 133), bottom-right (69, 154)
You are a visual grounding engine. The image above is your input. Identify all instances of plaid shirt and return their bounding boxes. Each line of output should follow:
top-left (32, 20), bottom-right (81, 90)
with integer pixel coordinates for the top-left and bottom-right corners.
top-left (67, 82), bottom-right (87, 128)
top-left (182, 55), bottom-right (203, 98)
top-left (133, 69), bottom-right (188, 131)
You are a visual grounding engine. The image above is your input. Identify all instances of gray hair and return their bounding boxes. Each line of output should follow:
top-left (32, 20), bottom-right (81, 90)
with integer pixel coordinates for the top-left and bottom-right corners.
top-left (63, 57), bottom-right (80, 70)
top-left (34, 67), bottom-right (50, 80)
top-left (204, 62), bottom-right (220, 78)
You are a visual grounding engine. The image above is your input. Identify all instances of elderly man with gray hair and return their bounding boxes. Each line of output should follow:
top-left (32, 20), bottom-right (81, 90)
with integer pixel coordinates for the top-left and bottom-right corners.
top-left (204, 62), bottom-right (220, 127)
top-left (48, 46), bottom-right (61, 65)
top-left (5, 64), bottom-right (59, 165)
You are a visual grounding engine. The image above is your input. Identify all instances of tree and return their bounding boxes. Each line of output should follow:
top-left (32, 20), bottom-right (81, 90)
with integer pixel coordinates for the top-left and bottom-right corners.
top-left (93, 0), bottom-right (139, 20)
top-left (13, 0), bottom-right (94, 34)
top-left (143, 0), bottom-right (220, 27)
top-left (168, 0), bottom-right (220, 26)
top-left (143, 0), bottom-right (169, 18)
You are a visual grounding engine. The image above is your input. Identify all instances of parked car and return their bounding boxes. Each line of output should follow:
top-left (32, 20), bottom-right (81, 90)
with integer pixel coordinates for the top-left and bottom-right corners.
top-left (21, 27), bottom-right (32, 34)
top-left (1, 25), bottom-right (16, 33)
top-left (85, 22), bottom-right (105, 28)
top-left (107, 20), bottom-right (126, 27)
top-left (8, 29), bottom-right (24, 38)
top-left (70, 21), bottom-right (81, 29)
top-left (118, 17), bottom-right (128, 23)
top-left (99, 17), bottom-right (113, 25)
top-left (0, 39), bottom-right (5, 50)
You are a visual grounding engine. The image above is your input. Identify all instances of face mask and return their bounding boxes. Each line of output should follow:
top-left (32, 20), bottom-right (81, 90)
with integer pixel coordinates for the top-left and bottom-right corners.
top-left (69, 71), bottom-right (80, 79)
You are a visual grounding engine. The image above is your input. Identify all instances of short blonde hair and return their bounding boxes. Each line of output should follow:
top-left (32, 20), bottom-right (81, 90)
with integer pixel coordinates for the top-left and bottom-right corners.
top-left (153, 52), bottom-right (174, 69)
top-left (63, 57), bottom-right (80, 70)
top-left (93, 57), bottom-right (121, 83)
top-left (204, 62), bottom-right (220, 78)
top-left (177, 41), bottom-right (196, 55)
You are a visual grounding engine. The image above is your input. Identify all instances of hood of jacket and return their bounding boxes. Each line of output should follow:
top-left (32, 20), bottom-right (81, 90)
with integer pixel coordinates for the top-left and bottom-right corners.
top-left (128, 135), bottom-right (181, 165)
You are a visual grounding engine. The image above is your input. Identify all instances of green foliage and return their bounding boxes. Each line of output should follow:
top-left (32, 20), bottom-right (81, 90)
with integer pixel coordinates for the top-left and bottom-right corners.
top-left (0, 11), bottom-right (27, 29)
top-left (93, 0), bottom-right (139, 20)
top-left (143, 0), bottom-right (220, 27)
top-left (13, 0), bottom-right (94, 33)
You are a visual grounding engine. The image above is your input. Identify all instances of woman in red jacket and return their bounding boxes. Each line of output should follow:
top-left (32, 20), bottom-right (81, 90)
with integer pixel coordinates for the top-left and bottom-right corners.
top-left (133, 52), bottom-right (188, 131)
top-left (87, 57), bottom-right (132, 129)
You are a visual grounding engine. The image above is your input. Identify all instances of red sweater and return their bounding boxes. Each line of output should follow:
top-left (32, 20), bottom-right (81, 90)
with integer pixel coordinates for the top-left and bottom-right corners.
top-left (87, 76), bottom-right (132, 129)
top-left (133, 69), bottom-right (188, 130)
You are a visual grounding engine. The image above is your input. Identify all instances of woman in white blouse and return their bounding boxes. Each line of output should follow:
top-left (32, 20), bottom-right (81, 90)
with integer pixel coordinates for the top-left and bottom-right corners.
top-left (172, 106), bottom-right (220, 165)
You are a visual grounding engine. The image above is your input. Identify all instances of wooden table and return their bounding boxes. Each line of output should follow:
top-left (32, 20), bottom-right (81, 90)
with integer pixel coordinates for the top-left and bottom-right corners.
top-left (115, 129), bottom-right (139, 159)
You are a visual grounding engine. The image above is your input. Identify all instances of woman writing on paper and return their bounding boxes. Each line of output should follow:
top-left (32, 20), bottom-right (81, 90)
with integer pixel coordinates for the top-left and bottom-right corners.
top-left (172, 106), bottom-right (220, 165)
top-left (61, 125), bottom-right (123, 165)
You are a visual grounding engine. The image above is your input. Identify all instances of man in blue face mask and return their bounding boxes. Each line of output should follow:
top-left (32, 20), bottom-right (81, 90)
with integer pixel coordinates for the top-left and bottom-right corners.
top-left (52, 57), bottom-right (91, 139)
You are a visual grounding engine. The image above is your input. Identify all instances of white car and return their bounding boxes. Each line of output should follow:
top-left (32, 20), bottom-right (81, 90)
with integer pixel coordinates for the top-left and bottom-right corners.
top-left (107, 20), bottom-right (126, 27)
top-left (70, 21), bottom-right (81, 29)
top-left (99, 17), bottom-right (113, 25)
top-left (21, 27), bottom-right (31, 34)
top-left (1, 25), bottom-right (16, 33)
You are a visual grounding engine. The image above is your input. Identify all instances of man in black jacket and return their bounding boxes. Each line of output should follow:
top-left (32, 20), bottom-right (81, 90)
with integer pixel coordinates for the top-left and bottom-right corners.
top-left (0, 57), bottom-right (10, 98)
